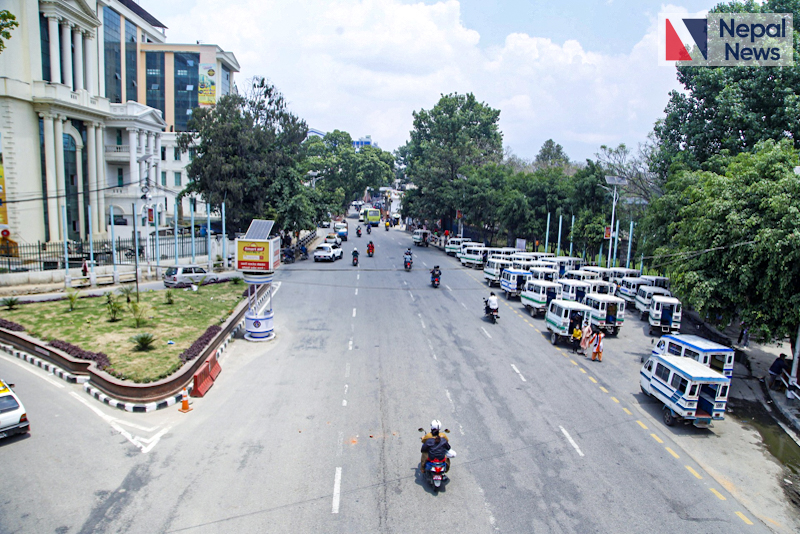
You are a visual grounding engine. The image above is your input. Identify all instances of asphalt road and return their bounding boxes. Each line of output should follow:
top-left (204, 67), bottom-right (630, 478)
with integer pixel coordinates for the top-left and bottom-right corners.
top-left (0, 216), bottom-right (772, 533)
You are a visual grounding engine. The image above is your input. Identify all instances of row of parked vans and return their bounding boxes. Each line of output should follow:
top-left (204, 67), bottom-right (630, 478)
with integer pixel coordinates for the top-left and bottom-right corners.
top-left (439, 236), bottom-right (732, 429)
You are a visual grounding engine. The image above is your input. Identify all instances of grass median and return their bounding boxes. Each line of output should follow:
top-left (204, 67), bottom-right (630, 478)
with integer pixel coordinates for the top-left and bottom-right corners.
top-left (0, 282), bottom-right (244, 383)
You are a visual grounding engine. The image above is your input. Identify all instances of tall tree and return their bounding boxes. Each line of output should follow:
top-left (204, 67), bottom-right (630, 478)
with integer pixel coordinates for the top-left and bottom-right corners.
top-left (0, 10), bottom-right (19, 54)
top-left (534, 139), bottom-right (570, 169)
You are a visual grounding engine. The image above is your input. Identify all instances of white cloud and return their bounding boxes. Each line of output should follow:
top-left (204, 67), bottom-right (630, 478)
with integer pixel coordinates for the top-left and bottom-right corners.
top-left (150, 0), bottom-right (683, 160)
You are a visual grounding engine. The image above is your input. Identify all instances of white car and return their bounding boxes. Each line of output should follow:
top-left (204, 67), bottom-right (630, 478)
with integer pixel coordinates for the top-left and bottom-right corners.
top-left (314, 244), bottom-right (343, 262)
top-left (324, 233), bottom-right (342, 246)
top-left (163, 265), bottom-right (219, 288)
top-left (0, 379), bottom-right (29, 439)
top-left (320, 220), bottom-right (331, 228)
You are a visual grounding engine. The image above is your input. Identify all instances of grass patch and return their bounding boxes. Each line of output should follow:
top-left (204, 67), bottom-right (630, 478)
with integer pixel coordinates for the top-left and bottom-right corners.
top-left (0, 283), bottom-right (243, 383)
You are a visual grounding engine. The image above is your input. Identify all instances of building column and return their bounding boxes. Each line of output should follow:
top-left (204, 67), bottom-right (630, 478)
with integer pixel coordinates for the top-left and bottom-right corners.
top-left (128, 128), bottom-right (139, 190)
top-left (75, 139), bottom-right (86, 240)
top-left (155, 134), bottom-right (162, 191)
top-left (54, 116), bottom-right (66, 239)
top-left (47, 16), bottom-right (61, 84)
top-left (73, 28), bottom-right (84, 91)
top-left (96, 126), bottom-right (106, 233)
top-left (85, 33), bottom-right (96, 95)
top-left (138, 130), bottom-right (146, 186)
top-left (87, 124), bottom-right (99, 236)
top-left (40, 113), bottom-right (60, 241)
top-left (146, 131), bottom-right (155, 192)
top-left (60, 20), bottom-right (73, 90)
top-left (96, 7), bottom-right (105, 98)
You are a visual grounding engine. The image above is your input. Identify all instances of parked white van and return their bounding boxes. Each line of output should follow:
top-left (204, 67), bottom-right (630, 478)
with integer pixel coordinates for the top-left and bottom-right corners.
top-left (617, 277), bottom-right (648, 302)
top-left (558, 279), bottom-right (591, 303)
top-left (634, 286), bottom-right (672, 317)
top-left (529, 267), bottom-right (559, 282)
top-left (521, 280), bottom-right (562, 317)
top-left (640, 354), bottom-right (730, 428)
top-left (583, 293), bottom-right (625, 335)
top-left (460, 246), bottom-right (486, 268)
top-left (550, 256), bottom-right (583, 277)
top-left (445, 237), bottom-right (468, 256)
top-left (511, 252), bottom-right (539, 262)
top-left (648, 296), bottom-right (682, 335)
top-left (546, 299), bottom-right (592, 345)
top-left (456, 241), bottom-right (483, 259)
top-left (588, 280), bottom-right (615, 295)
top-left (611, 267), bottom-right (641, 284)
top-left (512, 259), bottom-right (539, 272)
top-left (583, 266), bottom-right (613, 281)
top-left (564, 269), bottom-right (600, 281)
top-left (500, 268), bottom-right (531, 298)
top-left (412, 229), bottom-right (431, 247)
top-left (487, 247), bottom-right (517, 260)
top-left (484, 258), bottom-right (512, 286)
top-left (651, 334), bottom-right (733, 377)
top-left (641, 275), bottom-right (670, 290)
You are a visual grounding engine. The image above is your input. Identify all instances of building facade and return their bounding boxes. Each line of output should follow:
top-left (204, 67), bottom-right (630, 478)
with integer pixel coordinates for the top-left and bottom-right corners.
top-left (0, 0), bottom-right (238, 245)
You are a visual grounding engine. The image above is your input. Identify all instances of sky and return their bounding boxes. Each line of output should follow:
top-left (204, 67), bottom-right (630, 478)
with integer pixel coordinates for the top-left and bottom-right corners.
top-left (136, 0), bottom-right (715, 162)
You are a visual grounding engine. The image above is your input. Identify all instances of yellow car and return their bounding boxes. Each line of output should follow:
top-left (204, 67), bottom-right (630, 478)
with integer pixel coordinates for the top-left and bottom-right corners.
top-left (0, 379), bottom-right (30, 439)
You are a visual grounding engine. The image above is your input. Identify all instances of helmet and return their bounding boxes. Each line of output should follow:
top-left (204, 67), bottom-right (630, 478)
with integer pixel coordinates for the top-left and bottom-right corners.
top-left (490, 292), bottom-right (495, 296)
top-left (353, 247), bottom-right (357, 251)
top-left (430, 419), bottom-right (441, 431)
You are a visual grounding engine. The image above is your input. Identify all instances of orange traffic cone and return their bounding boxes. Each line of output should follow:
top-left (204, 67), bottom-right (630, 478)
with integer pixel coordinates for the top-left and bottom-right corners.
top-left (178, 387), bottom-right (192, 413)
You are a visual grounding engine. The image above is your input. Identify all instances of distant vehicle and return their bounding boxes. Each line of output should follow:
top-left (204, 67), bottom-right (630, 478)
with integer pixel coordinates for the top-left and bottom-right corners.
top-left (583, 293), bottom-right (626, 336)
top-left (651, 334), bottom-right (733, 377)
top-left (634, 286), bottom-right (672, 318)
top-left (324, 233), bottom-right (342, 246)
top-left (366, 209), bottom-right (381, 227)
top-left (335, 222), bottom-right (349, 241)
top-left (647, 295), bottom-right (683, 336)
top-left (0, 379), bottom-right (30, 439)
top-left (500, 268), bottom-right (530, 299)
top-left (445, 237), bottom-right (468, 256)
top-left (617, 276), bottom-right (648, 302)
top-left (314, 244), bottom-right (343, 262)
top-left (483, 258), bottom-right (512, 286)
top-left (521, 279), bottom-right (562, 317)
top-left (413, 229), bottom-right (431, 247)
top-left (320, 220), bottom-right (331, 228)
top-left (163, 265), bottom-right (218, 288)
top-left (545, 299), bottom-right (592, 345)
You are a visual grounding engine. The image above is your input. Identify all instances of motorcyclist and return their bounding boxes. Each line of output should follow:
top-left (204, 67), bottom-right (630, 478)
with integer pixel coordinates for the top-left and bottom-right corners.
top-left (284, 247), bottom-right (295, 262)
top-left (404, 248), bottom-right (413, 267)
top-left (299, 244), bottom-right (308, 259)
top-left (367, 241), bottom-right (375, 255)
top-left (430, 265), bottom-right (441, 282)
top-left (366, 224), bottom-right (371, 234)
top-left (357, 226), bottom-right (362, 237)
top-left (385, 220), bottom-right (390, 230)
top-left (420, 420), bottom-right (451, 474)
top-left (352, 247), bottom-right (359, 262)
top-left (487, 292), bottom-right (499, 313)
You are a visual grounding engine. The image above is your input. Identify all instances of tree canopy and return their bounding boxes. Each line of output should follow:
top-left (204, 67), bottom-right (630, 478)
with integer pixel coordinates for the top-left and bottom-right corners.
top-left (0, 10), bottom-right (18, 54)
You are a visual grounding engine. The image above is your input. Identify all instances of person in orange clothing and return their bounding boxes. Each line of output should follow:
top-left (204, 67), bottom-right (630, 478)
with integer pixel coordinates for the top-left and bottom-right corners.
top-left (590, 329), bottom-right (605, 362)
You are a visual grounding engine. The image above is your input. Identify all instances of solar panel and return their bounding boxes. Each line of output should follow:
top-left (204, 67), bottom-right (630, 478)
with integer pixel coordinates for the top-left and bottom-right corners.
top-left (604, 175), bottom-right (628, 186)
top-left (243, 220), bottom-right (274, 240)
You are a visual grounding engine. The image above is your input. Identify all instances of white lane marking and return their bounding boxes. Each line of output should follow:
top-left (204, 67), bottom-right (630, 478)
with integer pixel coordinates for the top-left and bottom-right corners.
top-left (352, 308), bottom-right (357, 318)
top-left (445, 389), bottom-right (455, 412)
top-left (354, 288), bottom-right (358, 296)
top-left (432, 353), bottom-right (438, 360)
top-left (342, 399), bottom-right (347, 406)
top-left (458, 423), bottom-right (465, 436)
top-left (337, 431), bottom-right (344, 457)
top-left (141, 427), bottom-right (171, 454)
top-left (423, 262), bottom-right (428, 267)
top-left (271, 281), bottom-right (282, 297)
top-left (409, 291), bottom-right (414, 301)
top-left (418, 313), bottom-right (425, 329)
top-left (0, 352), bottom-right (66, 389)
top-left (114, 420), bottom-right (159, 432)
top-left (332, 467), bottom-right (342, 513)
top-left (446, 285), bottom-right (452, 291)
top-left (403, 280), bottom-right (407, 285)
top-left (511, 364), bottom-right (527, 382)
top-left (560, 426), bottom-right (585, 457)
top-left (481, 326), bottom-right (492, 339)
top-left (357, 274), bottom-right (360, 280)
top-left (345, 363), bottom-right (350, 378)
top-left (344, 384), bottom-right (349, 396)
top-left (348, 338), bottom-right (353, 351)
top-left (460, 302), bottom-right (468, 310)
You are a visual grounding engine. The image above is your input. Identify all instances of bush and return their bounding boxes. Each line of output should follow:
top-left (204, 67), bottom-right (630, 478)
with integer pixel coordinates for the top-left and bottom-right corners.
top-left (1, 297), bottom-right (19, 310)
top-left (130, 302), bottom-right (148, 328)
top-left (48, 339), bottom-right (110, 370)
top-left (107, 296), bottom-right (124, 322)
top-left (130, 332), bottom-right (157, 351)
top-left (231, 276), bottom-right (243, 285)
top-left (0, 317), bottom-right (25, 331)
top-left (165, 289), bottom-right (174, 305)
top-left (66, 289), bottom-right (80, 312)
top-left (118, 284), bottom-right (135, 304)
top-left (179, 325), bottom-right (222, 363)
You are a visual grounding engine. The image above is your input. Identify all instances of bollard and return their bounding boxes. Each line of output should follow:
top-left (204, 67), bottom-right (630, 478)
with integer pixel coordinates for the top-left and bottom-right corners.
top-left (178, 387), bottom-right (192, 413)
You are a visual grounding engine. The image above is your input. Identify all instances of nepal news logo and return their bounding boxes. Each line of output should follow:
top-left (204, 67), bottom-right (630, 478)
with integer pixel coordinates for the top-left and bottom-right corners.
top-left (659, 12), bottom-right (794, 67)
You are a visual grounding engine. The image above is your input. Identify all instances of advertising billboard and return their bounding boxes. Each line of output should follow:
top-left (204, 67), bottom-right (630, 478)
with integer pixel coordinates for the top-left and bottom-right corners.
top-left (236, 236), bottom-right (280, 272)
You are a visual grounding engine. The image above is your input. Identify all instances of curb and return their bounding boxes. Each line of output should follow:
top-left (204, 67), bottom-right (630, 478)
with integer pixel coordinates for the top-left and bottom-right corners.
top-left (1, 344), bottom-right (89, 384)
top-left (765, 383), bottom-right (800, 435)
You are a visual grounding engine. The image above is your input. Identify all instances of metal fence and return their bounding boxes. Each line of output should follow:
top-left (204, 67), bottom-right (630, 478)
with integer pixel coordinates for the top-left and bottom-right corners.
top-left (0, 236), bottom-right (209, 273)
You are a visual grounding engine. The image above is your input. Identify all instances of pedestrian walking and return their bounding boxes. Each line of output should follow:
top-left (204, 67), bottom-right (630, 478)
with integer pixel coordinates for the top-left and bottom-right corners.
top-left (571, 325), bottom-right (583, 354)
top-left (742, 327), bottom-right (750, 348)
top-left (580, 322), bottom-right (593, 356)
top-left (737, 321), bottom-right (745, 344)
top-left (81, 259), bottom-right (88, 278)
top-left (767, 354), bottom-right (789, 390)
top-left (590, 330), bottom-right (605, 362)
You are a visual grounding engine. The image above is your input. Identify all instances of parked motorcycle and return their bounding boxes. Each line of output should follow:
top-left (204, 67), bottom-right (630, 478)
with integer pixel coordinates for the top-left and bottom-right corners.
top-left (483, 298), bottom-right (499, 324)
top-left (282, 249), bottom-right (295, 264)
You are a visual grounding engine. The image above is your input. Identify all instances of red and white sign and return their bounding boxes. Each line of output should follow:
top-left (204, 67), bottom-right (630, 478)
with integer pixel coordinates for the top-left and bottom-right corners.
top-left (604, 226), bottom-right (612, 239)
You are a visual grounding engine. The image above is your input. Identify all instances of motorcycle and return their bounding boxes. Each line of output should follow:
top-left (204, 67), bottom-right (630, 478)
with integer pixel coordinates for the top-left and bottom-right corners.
top-left (367, 247), bottom-right (374, 257)
top-left (385, 223), bottom-right (389, 232)
top-left (357, 228), bottom-right (362, 238)
top-left (352, 255), bottom-right (359, 267)
top-left (366, 225), bottom-right (371, 234)
top-left (282, 249), bottom-right (295, 264)
top-left (483, 299), bottom-right (499, 324)
top-left (404, 258), bottom-right (412, 271)
top-left (431, 274), bottom-right (440, 288)
top-left (418, 427), bottom-right (454, 492)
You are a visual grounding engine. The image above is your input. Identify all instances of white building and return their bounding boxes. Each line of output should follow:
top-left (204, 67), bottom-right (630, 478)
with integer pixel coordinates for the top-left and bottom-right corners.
top-left (0, 0), bottom-right (239, 245)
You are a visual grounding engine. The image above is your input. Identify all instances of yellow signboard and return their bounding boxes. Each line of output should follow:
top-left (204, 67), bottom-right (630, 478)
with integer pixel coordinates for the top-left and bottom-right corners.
top-left (198, 63), bottom-right (217, 107)
top-left (236, 236), bottom-right (280, 271)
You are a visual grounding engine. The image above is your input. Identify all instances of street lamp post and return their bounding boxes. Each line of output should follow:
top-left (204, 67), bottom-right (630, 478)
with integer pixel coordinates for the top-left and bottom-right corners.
top-left (603, 175), bottom-right (627, 269)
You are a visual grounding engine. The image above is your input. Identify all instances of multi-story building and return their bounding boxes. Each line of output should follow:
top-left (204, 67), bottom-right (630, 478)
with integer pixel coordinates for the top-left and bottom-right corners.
top-left (0, 0), bottom-right (238, 245)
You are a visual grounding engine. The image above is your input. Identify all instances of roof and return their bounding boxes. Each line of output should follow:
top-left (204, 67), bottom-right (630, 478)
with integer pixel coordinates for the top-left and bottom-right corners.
top-left (530, 280), bottom-right (561, 287)
top-left (642, 275), bottom-right (669, 281)
top-left (663, 334), bottom-right (733, 353)
top-left (586, 292), bottom-right (624, 302)
top-left (658, 355), bottom-right (731, 383)
top-left (621, 277), bottom-right (647, 283)
top-left (119, 0), bottom-right (167, 29)
top-left (651, 295), bottom-right (680, 303)
top-left (550, 299), bottom-right (592, 311)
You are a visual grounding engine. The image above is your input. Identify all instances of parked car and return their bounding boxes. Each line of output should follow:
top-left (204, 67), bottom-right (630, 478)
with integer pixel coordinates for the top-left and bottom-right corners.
top-left (0, 379), bottom-right (29, 440)
top-left (163, 265), bottom-right (219, 287)
top-left (324, 233), bottom-right (342, 246)
top-left (314, 244), bottom-right (343, 262)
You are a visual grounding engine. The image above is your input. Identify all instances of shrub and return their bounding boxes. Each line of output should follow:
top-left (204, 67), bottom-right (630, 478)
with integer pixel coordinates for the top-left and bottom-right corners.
top-left (48, 339), bottom-right (110, 370)
top-left (230, 276), bottom-right (243, 285)
top-left (118, 284), bottom-right (135, 304)
top-left (130, 302), bottom-right (148, 328)
top-left (130, 332), bottom-right (157, 351)
top-left (106, 295), bottom-right (124, 322)
top-left (0, 317), bottom-right (25, 331)
top-left (66, 289), bottom-right (80, 312)
top-left (1, 296), bottom-right (19, 310)
top-left (165, 289), bottom-right (174, 305)
top-left (179, 325), bottom-right (222, 363)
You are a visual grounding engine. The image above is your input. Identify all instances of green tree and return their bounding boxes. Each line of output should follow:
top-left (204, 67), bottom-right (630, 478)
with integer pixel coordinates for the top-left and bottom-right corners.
top-left (0, 10), bottom-right (19, 54)
top-left (534, 139), bottom-right (570, 169)
top-left (407, 93), bottom-right (503, 223)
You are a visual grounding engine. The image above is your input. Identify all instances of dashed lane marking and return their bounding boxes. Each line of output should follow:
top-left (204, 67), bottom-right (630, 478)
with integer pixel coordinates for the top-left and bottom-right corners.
top-left (342, 399), bottom-right (347, 406)
top-left (735, 512), bottom-right (753, 525)
top-left (461, 302), bottom-right (468, 310)
top-left (570, 360), bottom-right (578, 366)
top-left (622, 408), bottom-right (633, 415)
top-left (665, 447), bottom-right (680, 459)
top-left (409, 291), bottom-right (414, 300)
top-left (636, 420), bottom-right (648, 429)
top-left (354, 288), bottom-right (358, 295)
top-left (352, 308), bottom-right (356, 318)
top-left (559, 426), bottom-right (584, 457)
top-left (685, 465), bottom-right (702, 479)
top-left (511, 364), bottom-right (527, 382)
top-left (345, 363), bottom-right (350, 378)
top-left (481, 327), bottom-right (492, 339)
top-left (599, 386), bottom-right (609, 393)
top-left (445, 389), bottom-right (456, 412)
top-left (446, 285), bottom-right (452, 291)
top-left (710, 488), bottom-right (726, 500)
top-left (650, 433), bottom-right (663, 444)
top-left (579, 368), bottom-right (587, 374)
top-left (418, 313), bottom-right (426, 329)
top-left (588, 376), bottom-right (597, 383)
top-left (332, 467), bottom-right (342, 513)
top-left (611, 397), bottom-right (620, 403)
top-left (348, 338), bottom-right (353, 351)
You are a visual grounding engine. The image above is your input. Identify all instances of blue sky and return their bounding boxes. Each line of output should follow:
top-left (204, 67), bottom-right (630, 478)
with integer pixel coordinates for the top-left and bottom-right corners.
top-left (138, 0), bottom-right (717, 162)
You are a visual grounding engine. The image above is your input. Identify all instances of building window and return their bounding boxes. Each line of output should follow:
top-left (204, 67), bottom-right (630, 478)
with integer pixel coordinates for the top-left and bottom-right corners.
top-left (174, 172), bottom-right (181, 186)
top-left (124, 19), bottom-right (138, 102)
top-left (161, 147), bottom-right (166, 160)
top-left (189, 148), bottom-right (196, 161)
top-left (161, 171), bottom-right (167, 186)
top-left (174, 147), bottom-right (181, 161)
top-left (40, 14), bottom-right (51, 82)
top-left (116, 129), bottom-right (122, 145)
top-left (104, 7), bottom-right (122, 103)
top-left (221, 65), bottom-right (231, 95)
top-left (117, 168), bottom-right (124, 187)
top-left (145, 52), bottom-right (165, 117)
top-left (173, 52), bottom-right (199, 131)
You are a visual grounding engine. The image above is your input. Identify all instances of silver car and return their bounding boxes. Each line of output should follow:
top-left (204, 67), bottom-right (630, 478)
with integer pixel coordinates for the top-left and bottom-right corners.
top-left (163, 265), bottom-right (219, 287)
